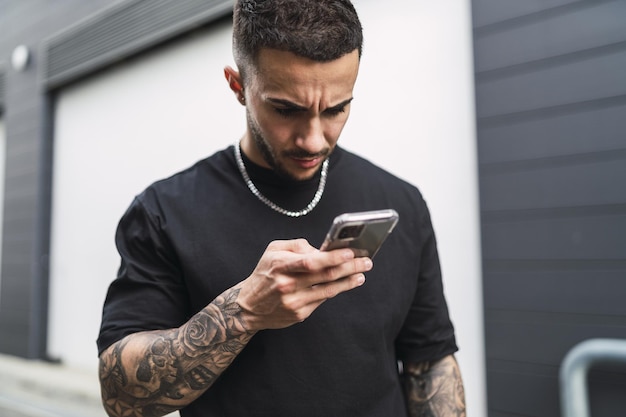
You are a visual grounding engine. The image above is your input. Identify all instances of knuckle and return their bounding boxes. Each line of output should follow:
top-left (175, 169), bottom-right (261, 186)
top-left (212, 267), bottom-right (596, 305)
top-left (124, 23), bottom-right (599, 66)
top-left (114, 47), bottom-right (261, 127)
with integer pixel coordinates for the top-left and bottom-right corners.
top-left (323, 285), bottom-right (338, 299)
top-left (282, 298), bottom-right (300, 313)
top-left (267, 256), bottom-right (285, 275)
top-left (298, 256), bottom-right (314, 271)
top-left (267, 240), bottom-right (282, 251)
top-left (294, 311), bottom-right (308, 323)
top-left (274, 279), bottom-right (296, 294)
top-left (292, 306), bottom-right (311, 323)
top-left (294, 238), bottom-right (310, 250)
top-left (320, 267), bottom-right (336, 282)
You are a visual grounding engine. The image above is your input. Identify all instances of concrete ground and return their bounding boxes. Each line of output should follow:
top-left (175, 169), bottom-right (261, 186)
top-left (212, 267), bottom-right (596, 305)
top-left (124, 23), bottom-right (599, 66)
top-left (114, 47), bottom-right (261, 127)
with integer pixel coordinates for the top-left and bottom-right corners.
top-left (0, 354), bottom-right (181, 417)
top-left (0, 353), bottom-right (105, 417)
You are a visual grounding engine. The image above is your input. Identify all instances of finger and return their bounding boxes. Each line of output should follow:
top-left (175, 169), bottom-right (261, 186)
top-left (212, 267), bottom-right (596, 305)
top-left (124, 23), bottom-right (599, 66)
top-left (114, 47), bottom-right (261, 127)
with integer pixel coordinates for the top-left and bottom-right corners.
top-left (318, 256), bottom-right (372, 283)
top-left (308, 272), bottom-right (366, 301)
top-left (267, 238), bottom-right (316, 255)
top-left (283, 248), bottom-right (357, 275)
top-left (280, 274), bottom-right (365, 323)
top-left (294, 256), bottom-right (372, 290)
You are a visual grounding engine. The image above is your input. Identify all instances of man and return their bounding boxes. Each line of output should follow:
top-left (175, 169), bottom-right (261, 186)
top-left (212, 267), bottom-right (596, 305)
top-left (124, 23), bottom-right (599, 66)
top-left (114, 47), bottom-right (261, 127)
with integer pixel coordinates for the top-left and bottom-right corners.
top-left (97, 1), bottom-right (465, 416)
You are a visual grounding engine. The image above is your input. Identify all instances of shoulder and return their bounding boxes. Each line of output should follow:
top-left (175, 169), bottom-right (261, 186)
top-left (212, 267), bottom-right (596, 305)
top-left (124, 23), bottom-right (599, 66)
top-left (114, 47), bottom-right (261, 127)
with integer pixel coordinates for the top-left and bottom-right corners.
top-left (134, 146), bottom-right (236, 216)
top-left (334, 146), bottom-right (425, 202)
top-left (329, 147), bottom-right (433, 236)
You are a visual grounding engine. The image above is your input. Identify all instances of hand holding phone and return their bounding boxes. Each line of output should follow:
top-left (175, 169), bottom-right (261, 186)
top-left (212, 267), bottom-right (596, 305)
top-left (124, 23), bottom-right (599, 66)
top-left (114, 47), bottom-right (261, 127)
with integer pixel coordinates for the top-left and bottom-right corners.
top-left (320, 209), bottom-right (399, 258)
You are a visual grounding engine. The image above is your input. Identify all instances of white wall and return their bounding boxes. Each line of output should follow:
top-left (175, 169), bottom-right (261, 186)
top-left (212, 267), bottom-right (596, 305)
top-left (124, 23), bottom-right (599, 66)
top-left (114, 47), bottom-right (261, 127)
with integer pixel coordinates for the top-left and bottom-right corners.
top-left (48, 18), bottom-right (244, 368)
top-left (49, 1), bottom-right (485, 415)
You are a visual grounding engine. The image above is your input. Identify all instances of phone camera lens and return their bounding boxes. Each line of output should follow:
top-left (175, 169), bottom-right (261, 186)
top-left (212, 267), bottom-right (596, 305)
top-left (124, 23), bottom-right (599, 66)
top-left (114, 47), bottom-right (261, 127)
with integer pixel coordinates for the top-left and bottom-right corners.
top-left (338, 225), bottom-right (365, 239)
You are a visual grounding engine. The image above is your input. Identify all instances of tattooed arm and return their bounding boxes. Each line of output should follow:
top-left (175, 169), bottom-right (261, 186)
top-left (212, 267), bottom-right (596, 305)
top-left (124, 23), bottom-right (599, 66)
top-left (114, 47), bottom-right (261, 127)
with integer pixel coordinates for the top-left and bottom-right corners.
top-left (99, 287), bottom-right (255, 417)
top-left (99, 239), bottom-right (370, 417)
top-left (401, 355), bottom-right (466, 417)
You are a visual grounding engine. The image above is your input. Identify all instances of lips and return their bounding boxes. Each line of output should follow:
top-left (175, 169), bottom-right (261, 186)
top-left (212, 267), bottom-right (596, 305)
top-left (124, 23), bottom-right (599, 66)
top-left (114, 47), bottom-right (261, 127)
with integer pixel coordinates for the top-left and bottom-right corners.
top-left (291, 157), bottom-right (321, 169)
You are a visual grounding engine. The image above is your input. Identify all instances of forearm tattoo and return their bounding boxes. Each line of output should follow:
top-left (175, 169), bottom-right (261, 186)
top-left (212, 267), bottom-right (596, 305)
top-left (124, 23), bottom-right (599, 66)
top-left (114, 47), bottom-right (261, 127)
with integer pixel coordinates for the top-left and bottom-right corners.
top-left (99, 288), bottom-right (254, 417)
top-left (402, 355), bottom-right (466, 417)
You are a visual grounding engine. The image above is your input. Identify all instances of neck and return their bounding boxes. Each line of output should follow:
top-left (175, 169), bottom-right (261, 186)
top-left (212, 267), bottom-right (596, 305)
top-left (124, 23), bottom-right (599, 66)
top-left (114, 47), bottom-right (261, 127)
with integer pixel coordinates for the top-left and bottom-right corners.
top-left (233, 143), bottom-right (329, 217)
top-left (240, 134), bottom-right (271, 170)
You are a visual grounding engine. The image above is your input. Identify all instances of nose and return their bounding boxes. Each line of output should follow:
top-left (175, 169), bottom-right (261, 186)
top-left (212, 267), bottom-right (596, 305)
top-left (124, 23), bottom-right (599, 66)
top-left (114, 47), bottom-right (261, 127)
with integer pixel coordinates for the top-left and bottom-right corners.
top-left (295, 116), bottom-right (326, 155)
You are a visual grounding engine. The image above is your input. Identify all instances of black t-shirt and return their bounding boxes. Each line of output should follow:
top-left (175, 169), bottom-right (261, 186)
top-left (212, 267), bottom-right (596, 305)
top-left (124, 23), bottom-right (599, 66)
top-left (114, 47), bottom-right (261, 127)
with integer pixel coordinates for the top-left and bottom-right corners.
top-left (98, 145), bottom-right (458, 417)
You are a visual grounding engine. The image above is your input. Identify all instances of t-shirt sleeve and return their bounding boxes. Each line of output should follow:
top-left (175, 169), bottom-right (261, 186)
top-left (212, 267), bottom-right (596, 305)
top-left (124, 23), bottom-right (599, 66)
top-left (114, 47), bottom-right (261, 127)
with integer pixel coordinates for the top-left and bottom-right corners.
top-left (97, 195), bottom-right (191, 355)
top-left (395, 198), bottom-right (458, 363)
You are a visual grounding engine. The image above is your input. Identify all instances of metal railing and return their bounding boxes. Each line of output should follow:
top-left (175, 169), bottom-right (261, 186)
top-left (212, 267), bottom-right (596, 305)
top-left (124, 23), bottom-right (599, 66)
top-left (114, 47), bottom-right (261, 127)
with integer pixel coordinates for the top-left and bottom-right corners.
top-left (560, 338), bottom-right (626, 417)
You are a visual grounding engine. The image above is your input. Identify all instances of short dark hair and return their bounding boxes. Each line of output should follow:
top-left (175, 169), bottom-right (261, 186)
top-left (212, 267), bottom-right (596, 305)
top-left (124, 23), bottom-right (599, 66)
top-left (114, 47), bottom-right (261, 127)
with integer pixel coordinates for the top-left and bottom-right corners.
top-left (233, 0), bottom-right (363, 80)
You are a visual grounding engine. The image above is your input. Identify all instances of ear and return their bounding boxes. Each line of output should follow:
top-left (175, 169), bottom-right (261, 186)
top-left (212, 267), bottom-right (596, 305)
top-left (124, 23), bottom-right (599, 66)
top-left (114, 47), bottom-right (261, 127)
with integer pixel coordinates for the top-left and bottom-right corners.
top-left (224, 66), bottom-right (244, 93)
top-left (224, 66), bottom-right (246, 105)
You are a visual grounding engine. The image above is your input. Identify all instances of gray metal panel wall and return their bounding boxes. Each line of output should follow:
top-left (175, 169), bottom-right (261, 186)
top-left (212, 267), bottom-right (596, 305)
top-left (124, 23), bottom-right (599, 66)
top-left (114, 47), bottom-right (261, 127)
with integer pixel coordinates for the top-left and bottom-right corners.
top-left (0, 0), bottom-right (118, 359)
top-left (0, 67), bottom-right (5, 112)
top-left (472, 1), bottom-right (626, 416)
top-left (43, 0), bottom-right (234, 89)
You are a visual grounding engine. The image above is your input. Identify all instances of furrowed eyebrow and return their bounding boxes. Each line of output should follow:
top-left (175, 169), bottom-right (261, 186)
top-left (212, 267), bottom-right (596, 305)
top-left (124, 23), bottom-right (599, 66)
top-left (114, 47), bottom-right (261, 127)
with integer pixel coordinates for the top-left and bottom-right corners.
top-left (266, 97), bottom-right (354, 112)
top-left (266, 98), bottom-right (307, 111)
top-left (325, 98), bottom-right (353, 112)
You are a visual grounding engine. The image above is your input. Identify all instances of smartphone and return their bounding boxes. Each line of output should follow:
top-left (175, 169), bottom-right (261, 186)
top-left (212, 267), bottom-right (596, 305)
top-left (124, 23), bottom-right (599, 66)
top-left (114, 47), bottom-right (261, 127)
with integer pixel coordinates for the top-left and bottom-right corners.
top-left (320, 209), bottom-right (399, 258)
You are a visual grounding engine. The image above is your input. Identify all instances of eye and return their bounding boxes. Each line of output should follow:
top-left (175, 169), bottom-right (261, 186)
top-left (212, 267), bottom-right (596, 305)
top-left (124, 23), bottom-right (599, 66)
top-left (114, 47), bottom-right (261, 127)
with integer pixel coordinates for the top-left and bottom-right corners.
top-left (324, 106), bottom-right (347, 117)
top-left (274, 107), bottom-right (299, 118)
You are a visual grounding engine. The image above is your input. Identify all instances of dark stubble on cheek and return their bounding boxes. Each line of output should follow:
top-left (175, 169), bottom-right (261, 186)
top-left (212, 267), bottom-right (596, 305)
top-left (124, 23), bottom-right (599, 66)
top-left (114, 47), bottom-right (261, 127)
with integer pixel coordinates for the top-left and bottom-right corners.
top-left (247, 110), bottom-right (278, 171)
top-left (246, 110), bottom-right (330, 182)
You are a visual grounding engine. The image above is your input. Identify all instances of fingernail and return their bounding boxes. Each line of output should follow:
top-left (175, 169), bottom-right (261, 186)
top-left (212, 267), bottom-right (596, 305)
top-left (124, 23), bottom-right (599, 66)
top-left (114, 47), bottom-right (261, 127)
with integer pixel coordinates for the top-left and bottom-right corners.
top-left (364, 259), bottom-right (373, 270)
top-left (357, 275), bottom-right (366, 286)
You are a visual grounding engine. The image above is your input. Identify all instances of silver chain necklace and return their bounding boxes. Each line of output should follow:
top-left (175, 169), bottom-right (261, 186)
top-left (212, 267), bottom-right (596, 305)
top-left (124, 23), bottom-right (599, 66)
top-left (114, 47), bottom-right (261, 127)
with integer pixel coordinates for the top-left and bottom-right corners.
top-left (234, 143), bottom-right (329, 217)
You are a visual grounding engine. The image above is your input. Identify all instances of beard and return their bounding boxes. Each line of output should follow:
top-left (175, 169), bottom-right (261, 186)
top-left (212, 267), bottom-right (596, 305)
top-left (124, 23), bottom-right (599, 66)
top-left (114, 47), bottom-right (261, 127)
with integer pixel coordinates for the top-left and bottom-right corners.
top-left (247, 110), bottom-right (331, 182)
